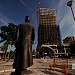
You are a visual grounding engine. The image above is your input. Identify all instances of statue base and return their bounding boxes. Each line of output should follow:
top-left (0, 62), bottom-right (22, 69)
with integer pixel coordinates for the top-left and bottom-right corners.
top-left (10, 69), bottom-right (32, 75)
top-left (21, 70), bottom-right (32, 75)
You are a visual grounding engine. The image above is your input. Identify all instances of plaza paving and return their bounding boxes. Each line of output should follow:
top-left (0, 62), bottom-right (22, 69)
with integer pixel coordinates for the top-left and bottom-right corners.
top-left (0, 58), bottom-right (75, 75)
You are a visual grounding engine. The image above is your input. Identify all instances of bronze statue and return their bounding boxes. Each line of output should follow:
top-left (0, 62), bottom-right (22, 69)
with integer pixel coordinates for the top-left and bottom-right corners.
top-left (13, 16), bottom-right (35, 75)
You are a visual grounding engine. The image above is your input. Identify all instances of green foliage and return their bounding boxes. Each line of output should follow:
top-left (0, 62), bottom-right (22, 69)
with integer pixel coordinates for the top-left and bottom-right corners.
top-left (1, 42), bottom-right (8, 52)
top-left (0, 23), bottom-right (17, 60)
top-left (69, 41), bottom-right (75, 54)
top-left (57, 44), bottom-right (64, 52)
top-left (36, 45), bottom-right (41, 52)
top-left (1, 42), bottom-right (8, 60)
top-left (0, 23), bottom-right (17, 45)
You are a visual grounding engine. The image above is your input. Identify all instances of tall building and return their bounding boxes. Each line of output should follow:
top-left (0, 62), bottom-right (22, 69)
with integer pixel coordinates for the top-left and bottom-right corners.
top-left (38, 8), bottom-right (60, 46)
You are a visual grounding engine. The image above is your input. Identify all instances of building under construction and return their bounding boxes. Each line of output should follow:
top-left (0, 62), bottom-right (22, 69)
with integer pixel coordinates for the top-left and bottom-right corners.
top-left (37, 8), bottom-right (61, 46)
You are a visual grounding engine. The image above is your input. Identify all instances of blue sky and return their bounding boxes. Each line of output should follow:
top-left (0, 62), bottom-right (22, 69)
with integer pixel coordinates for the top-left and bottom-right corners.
top-left (0, 0), bottom-right (75, 50)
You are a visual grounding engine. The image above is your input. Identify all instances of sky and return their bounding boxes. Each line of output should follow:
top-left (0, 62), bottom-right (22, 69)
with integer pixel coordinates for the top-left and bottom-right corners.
top-left (0, 0), bottom-right (75, 50)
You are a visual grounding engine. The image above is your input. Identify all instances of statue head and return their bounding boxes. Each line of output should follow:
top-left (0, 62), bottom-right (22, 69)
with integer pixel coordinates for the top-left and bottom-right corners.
top-left (25, 16), bottom-right (30, 23)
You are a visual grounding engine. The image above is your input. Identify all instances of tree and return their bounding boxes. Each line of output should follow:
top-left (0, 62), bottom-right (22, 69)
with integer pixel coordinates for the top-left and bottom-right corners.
top-left (57, 44), bottom-right (64, 53)
top-left (69, 41), bottom-right (75, 55)
top-left (0, 23), bottom-right (17, 60)
top-left (0, 23), bottom-right (17, 44)
top-left (1, 42), bottom-right (8, 60)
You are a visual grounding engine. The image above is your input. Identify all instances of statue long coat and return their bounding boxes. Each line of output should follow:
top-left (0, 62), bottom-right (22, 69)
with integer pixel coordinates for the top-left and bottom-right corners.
top-left (13, 23), bottom-right (35, 70)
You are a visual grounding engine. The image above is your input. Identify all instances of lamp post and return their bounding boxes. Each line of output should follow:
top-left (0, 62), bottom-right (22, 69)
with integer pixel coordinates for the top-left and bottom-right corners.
top-left (67, 0), bottom-right (75, 21)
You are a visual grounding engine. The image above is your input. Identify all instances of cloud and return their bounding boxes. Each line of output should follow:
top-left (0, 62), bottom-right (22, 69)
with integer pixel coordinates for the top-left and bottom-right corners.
top-left (56, 0), bottom-right (75, 39)
top-left (0, 20), bottom-right (8, 25)
top-left (57, 0), bottom-right (68, 24)
top-left (0, 6), bottom-right (13, 26)
top-left (19, 0), bottom-right (32, 12)
top-left (0, 15), bottom-right (10, 26)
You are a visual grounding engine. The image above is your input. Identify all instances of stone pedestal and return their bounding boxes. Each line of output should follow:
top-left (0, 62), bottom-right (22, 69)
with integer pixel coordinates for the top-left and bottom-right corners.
top-left (21, 70), bottom-right (32, 75)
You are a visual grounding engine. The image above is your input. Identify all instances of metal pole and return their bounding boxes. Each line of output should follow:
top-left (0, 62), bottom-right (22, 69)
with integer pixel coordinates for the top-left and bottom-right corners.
top-left (67, 0), bottom-right (75, 21)
top-left (35, 42), bottom-right (36, 59)
top-left (70, 6), bottom-right (75, 21)
top-left (38, 52), bottom-right (39, 58)
top-left (35, 49), bottom-right (36, 59)
top-left (53, 54), bottom-right (55, 66)
top-left (38, 52), bottom-right (39, 61)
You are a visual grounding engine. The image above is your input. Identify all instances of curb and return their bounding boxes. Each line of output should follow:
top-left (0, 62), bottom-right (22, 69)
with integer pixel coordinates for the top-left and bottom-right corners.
top-left (0, 69), bottom-right (15, 73)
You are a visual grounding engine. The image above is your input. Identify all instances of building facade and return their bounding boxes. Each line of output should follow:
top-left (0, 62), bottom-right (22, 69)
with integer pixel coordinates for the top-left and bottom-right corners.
top-left (38, 8), bottom-right (60, 46)
top-left (63, 36), bottom-right (75, 44)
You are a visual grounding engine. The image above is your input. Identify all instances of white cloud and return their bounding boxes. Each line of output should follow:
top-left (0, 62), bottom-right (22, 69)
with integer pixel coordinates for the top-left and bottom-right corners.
top-left (0, 15), bottom-right (10, 26)
top-left (19, 0), bottom-right (32, 12)
top-left (56, 0), bottom-right (75, 39)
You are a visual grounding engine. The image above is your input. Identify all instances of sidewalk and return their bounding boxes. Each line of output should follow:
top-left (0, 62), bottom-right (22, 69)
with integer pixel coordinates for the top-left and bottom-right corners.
top-left (1, 58), bottom-right (75, 75)
top-left (0, 59), bottom-right (65, 75)
top-left (0, 60), bottom-right (14, 75)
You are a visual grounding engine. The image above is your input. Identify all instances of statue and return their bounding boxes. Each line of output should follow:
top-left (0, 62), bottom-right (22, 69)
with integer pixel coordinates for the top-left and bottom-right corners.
top-left (12, 16), bottom-right (35, 75)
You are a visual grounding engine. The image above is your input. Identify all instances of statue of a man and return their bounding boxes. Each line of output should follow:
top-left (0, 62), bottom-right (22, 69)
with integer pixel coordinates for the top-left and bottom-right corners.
top-left (13, 16), bottom-right (35, 75)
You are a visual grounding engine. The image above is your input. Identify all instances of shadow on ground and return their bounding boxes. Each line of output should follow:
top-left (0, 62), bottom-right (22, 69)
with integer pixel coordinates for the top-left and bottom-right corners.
top-left (10, 72), bottom-right (15, 75)
top-left (42, 70), bottom-right (56, 75)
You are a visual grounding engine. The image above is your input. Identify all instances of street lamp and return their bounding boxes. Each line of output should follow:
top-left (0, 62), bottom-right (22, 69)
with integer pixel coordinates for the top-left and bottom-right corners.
top-left (67, 0), bottom-right (75, 21)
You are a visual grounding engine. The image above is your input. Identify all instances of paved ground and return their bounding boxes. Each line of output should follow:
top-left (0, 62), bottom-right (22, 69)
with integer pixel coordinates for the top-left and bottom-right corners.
top-left (0, 58), bottom-right (75, 75)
